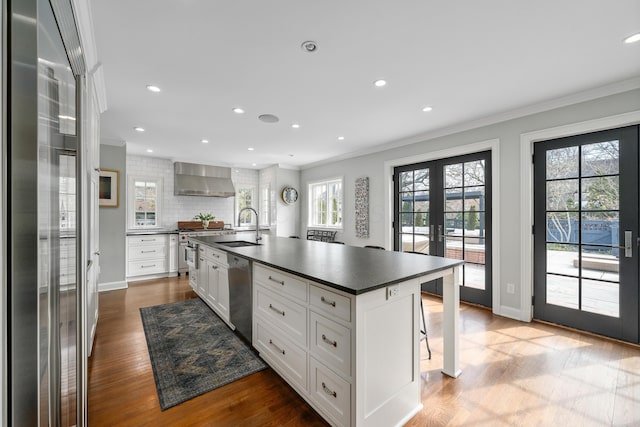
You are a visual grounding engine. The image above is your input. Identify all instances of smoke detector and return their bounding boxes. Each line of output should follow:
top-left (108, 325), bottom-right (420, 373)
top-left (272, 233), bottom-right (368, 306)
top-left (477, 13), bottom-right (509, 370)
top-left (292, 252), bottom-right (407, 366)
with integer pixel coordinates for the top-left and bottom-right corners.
top-left (301, 40), bottom-right (318, 53)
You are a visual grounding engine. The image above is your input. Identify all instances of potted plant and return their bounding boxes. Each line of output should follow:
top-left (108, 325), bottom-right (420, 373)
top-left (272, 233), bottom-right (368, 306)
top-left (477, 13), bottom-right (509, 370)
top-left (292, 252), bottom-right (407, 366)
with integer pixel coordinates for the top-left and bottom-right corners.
top-left (194, 213), bottom-right (215, 229)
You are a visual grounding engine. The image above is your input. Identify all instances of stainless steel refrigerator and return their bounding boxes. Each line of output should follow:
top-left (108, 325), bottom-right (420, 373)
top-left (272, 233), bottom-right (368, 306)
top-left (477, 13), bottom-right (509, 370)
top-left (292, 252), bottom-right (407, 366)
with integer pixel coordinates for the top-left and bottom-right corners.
top-left (6, 0), bottom-right (83, 424)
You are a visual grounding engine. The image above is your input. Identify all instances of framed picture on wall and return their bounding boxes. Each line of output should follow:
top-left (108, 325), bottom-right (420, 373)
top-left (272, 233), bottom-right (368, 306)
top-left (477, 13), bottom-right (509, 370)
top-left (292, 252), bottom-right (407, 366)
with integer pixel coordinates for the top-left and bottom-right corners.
top-left (99, 169), bottom-right (119, 207)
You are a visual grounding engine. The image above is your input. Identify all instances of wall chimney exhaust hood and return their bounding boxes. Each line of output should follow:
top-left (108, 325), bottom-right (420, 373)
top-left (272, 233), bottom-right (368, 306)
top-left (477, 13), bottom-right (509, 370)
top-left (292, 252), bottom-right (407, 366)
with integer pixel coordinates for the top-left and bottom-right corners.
top-left (174, 162), bottom-right (235, 197)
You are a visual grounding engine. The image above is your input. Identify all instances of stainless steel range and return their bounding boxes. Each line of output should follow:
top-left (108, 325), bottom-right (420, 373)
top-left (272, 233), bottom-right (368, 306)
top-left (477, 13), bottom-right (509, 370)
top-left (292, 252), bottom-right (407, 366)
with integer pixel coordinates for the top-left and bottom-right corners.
top-left (178, 228), bottom-right (236, 275)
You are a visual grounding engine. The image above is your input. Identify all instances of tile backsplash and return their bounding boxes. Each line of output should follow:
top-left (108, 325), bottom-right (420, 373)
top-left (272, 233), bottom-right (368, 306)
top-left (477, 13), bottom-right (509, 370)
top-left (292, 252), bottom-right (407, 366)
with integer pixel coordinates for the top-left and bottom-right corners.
top-left (127, 155), bottom-right (258, 229)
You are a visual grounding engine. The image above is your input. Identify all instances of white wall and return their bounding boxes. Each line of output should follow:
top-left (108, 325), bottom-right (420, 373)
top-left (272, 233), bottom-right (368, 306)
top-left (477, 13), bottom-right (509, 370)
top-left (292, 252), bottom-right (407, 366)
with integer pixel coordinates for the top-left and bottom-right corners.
top-left (126, 155), bottom-right (257, 228)
top-left (300, 88), bottom-right (640, 319)
top-left (276, 167), bottom-right (301, 237)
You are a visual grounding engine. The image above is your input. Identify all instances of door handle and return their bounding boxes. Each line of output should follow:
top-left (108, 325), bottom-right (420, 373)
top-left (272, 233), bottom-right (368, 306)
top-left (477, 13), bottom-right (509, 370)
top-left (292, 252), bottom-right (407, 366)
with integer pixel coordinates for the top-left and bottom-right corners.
top-left (430, 225), bottom-right (435, 242)
top-left (438, 225), bottom-right (444, 242)
top-left (624, 231), bottom-right (632, 258)
top-left (615, 231), bottom-right (633, 257)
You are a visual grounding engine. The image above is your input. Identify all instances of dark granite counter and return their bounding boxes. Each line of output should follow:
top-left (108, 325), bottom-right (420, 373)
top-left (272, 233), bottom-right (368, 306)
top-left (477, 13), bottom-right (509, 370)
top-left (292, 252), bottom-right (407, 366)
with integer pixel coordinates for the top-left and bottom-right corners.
top-left (189, 235), bottom-right (463, 295)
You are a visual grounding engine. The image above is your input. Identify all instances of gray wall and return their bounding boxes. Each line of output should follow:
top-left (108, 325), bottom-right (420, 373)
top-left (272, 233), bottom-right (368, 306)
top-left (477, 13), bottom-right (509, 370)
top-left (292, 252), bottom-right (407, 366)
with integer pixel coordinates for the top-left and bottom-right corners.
top-left (99, 144), bottom-right (127, 285)
top-left (300, 88), bottom-right (640, 317)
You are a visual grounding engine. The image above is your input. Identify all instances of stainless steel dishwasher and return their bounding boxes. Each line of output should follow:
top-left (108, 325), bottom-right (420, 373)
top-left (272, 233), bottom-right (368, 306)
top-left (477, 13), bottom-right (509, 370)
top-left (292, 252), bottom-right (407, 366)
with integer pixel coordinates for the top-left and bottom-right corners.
top-left (227, 253), bottom-right (252, 344)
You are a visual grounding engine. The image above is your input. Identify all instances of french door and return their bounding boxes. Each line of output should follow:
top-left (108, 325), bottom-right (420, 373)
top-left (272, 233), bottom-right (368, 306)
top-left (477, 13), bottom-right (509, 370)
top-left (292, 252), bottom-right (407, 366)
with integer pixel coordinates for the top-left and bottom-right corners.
top-left (533, 126), bottom-right (639, 343)
top-left (393, 151), bottom-right (492, 307)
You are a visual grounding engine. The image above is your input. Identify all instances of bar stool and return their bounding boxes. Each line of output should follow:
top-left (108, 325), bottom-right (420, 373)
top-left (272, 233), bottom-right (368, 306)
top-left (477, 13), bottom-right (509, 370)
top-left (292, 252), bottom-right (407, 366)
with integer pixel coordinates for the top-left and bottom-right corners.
top-left (403, 250), bottom-right (432, 359)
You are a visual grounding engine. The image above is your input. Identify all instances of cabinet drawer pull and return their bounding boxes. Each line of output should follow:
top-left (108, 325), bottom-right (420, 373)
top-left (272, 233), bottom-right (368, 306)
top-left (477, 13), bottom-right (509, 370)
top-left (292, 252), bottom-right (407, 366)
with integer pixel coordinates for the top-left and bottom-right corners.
top-left (140, 250), bottom-right (156, 253)
top-left (269, 339), bottom-right (285, 355)
top-left (268, 276), bottom-right (285, 285)
top-left (268, 304), bottom-right (285, 316)
top-left (322, 382), bottom-right (337, 398)
top-left (212, 265), bottom-right (218, 270)
top-left (141, 264), bottom-right (156, 268)
top-left (141, 239), bottom-right (156, 242)
top-left (322, 334), bottom-right (337, 348)
top-left (320, 296), bottom-right (336, 307)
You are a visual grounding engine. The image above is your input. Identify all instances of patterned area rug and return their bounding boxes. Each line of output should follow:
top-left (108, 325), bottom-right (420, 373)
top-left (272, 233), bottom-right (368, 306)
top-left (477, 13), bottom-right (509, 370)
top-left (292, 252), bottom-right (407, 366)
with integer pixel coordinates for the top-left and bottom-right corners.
top-left (140, 298), bottom-right (267, 410)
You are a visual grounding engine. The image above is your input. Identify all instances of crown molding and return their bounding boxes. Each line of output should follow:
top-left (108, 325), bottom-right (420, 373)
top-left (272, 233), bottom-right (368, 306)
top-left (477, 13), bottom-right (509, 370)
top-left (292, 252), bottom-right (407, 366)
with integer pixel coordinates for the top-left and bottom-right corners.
top-left (302, 76), bottom-right (640, 170)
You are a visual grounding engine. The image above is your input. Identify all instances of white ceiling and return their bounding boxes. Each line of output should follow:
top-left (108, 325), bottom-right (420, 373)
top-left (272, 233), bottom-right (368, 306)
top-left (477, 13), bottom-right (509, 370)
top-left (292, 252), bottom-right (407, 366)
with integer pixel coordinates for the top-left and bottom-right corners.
top-left (90, 0), bottom-right (640, 169)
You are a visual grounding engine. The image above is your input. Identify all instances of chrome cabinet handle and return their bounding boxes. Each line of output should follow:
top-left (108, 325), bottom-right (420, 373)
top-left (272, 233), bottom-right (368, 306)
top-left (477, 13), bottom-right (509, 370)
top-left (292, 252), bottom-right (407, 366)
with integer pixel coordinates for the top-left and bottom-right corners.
top-left (212, 265), bottom-right (218, 270)
top-left (320, 296), bottom-right (336, 307)
top-left (94, 251), bottom-right (100, 256)
top-left (269, 304), bottom-right (285, 316)
top-left (322, 382), bottom-right (337, 398)
top-left (141, 239), bottom-right (156, 242)
top-left (268, 276), bottom-right (285, 285)
top-left (141, 250), bottom-right (156, 253)
top-left (269, 339), bottom-right (285, 355)
top-left (141, 264), bottom-right (156, 268)
top-left (322, 334), bottom-right (337, 348)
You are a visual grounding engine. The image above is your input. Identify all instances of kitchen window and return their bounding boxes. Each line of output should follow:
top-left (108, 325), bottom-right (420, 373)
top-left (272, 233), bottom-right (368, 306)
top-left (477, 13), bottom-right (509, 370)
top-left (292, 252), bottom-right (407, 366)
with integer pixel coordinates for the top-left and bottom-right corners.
top-left (128, 177), bottom-right (162, 229)
top-left (259, 184), bottom-right (270, 226)
top-left (236, 185), bottom-right (256, 226)
top-left (308, 177), bottom-right (343, 228)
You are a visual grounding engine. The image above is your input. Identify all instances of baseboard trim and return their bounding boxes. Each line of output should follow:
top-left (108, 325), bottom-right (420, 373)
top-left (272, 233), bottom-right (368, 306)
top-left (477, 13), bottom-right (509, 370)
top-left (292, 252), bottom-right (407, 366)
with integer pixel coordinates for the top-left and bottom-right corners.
top-left (497, 305), bottom-right (528, 322)
top-left (98, 280), bottom-right (128, 292)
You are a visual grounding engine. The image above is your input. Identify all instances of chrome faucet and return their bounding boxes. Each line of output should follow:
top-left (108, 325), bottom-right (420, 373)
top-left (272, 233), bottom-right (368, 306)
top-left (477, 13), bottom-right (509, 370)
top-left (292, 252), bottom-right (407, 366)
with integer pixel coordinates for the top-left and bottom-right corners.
top-left (238, 207), bottom-right (261, 243)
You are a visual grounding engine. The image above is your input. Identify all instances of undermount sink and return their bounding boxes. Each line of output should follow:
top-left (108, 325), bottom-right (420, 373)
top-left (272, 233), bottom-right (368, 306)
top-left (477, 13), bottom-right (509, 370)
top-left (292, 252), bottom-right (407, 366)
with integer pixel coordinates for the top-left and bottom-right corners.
top-left (217, 240), bottom-right (261, 247)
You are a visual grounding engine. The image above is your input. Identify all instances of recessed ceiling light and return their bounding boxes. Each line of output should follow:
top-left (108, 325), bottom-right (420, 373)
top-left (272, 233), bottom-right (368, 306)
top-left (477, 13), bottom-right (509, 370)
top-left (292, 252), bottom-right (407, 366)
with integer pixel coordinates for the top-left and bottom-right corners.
top-left (251, 163), bottom-right (257, 167)
top-left (337, 136), bottom-right (345, 141)
top-left (373, 79), bottom-right (387, 87)
top-left (201, 139), bottom-right (209, 144)
top-left (248, 147), bottom-right (255, 151)
top-left (301, 40), bottom-right (318, 53)
top-left (146, 85), bottom-right (161, 93)
top-left (134, 126), bottom-right (145, 132)
top-left (146, 149), bottom-right (153, 153)
top-left (233, 107), bottom-right (245, 114)
top-left (291, 123), bottom-right (300, 129)
top-left (624, 32), bottom-right (640, 44)
top-left (422, 106), bottom-right (433, 112)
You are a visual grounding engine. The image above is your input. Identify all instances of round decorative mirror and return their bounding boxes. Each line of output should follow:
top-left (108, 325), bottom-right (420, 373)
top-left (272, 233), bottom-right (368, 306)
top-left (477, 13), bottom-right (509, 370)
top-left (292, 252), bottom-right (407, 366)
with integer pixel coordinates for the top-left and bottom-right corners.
top-left (281, 186), bottom-right (299, 204)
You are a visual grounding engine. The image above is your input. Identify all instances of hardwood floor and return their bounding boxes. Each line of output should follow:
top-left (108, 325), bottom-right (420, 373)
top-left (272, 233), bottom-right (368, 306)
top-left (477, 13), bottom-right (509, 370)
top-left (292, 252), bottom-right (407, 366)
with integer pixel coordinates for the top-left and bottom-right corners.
top-left (88, 276), bottom-right (640, 426)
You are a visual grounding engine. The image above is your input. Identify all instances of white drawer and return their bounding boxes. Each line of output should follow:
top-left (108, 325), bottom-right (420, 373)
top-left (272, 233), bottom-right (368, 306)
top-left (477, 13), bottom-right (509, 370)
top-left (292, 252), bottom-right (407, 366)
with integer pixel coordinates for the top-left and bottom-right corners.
top-left (206, 246), bottom-right (227, 265)
top-left (255, 285), bottom-right (307, 347)
top-left (128, 235), bottom-right (168, 246)
top-left (128, 259), bottom-right (167, 276)
top-left (255, 321), bottom-right (307, 391)
top-left (254, 264), bottom-right (307, 303)
top-left (310, 312), bottom-right (351, 378)
top-left (128, 244), bottom-right (167, 260)
top-left (310, 285), bottom-right (351, 323)
top-left (309, 357), bottom-right (351, 427)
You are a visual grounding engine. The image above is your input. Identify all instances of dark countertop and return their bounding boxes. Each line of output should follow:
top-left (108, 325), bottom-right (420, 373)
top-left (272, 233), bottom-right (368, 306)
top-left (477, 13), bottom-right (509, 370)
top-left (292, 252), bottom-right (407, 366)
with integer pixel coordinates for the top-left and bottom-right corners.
top-left (127, 229), bottom-right (179, 236)
top-left (189, 235), bottom-right (464, 295)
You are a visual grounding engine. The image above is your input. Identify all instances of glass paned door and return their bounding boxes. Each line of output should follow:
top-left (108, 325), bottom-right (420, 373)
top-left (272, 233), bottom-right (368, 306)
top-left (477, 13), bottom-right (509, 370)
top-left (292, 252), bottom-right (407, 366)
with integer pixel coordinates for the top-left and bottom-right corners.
top-left (533, 126), bottom-right (639, 343)
top-left (394, 151), bottom-right (492, 307)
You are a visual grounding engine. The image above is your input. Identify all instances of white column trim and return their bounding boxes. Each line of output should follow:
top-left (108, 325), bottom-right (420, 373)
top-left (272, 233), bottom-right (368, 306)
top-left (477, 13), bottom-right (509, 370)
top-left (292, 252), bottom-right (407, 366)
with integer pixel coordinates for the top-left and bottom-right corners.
top-left (519, 110), bottom-right (640, 322)
top-left (383, 138), bottom-right (501, 314)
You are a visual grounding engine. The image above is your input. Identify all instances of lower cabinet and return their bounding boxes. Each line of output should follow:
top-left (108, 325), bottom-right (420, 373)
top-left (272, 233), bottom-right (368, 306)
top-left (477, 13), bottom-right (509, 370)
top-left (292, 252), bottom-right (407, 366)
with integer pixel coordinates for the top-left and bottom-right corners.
top-left (126, 234), bottom-right (171, 280)
top-left (253, 263), bottom-right (354, 427)
top-left (253, 262), bottom-right (422, 427)
top-left (193, 244), bottom-right (231, 325)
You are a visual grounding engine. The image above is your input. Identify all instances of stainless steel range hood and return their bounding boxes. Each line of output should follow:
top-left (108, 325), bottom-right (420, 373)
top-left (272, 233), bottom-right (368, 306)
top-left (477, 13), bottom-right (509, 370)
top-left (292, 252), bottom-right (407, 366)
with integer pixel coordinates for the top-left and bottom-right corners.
top-left (174, 162), bottom-right (236, 197)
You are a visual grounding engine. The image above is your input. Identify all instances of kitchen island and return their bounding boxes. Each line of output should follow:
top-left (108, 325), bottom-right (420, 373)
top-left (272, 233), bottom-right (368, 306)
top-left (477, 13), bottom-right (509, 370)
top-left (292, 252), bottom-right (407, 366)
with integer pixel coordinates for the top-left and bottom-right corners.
top-left (190, 235), bottom-right (463, 427)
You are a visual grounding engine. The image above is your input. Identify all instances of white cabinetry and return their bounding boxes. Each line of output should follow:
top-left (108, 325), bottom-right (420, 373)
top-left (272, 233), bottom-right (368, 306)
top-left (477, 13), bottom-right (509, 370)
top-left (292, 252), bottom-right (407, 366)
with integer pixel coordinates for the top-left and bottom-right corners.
top-left (126, 234), bottom-right (169, 279)
top-left (169, 234), bottom-right (178, 275)
top-left (253, 264), bottom-right (354, 427)
top-left (253, 262), bottom-right (422, 427)
top-left (193, 245), bottom-right (231, 325)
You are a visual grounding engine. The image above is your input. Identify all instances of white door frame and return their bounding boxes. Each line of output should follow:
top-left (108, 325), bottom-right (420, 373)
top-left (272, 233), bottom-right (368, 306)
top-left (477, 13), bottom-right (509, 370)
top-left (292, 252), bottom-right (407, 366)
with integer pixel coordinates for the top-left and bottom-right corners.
top-left (519, 110), bottom-right (640, 321)
top-left (383, 139), bottom-right (501, 314)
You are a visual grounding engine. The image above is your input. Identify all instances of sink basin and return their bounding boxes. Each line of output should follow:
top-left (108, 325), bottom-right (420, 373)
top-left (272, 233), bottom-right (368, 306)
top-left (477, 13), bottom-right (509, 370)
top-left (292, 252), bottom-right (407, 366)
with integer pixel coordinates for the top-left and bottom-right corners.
top-left (217, 240), bottom-right (261, 247)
